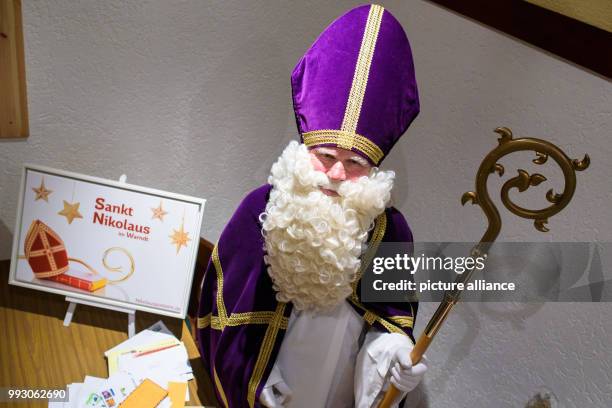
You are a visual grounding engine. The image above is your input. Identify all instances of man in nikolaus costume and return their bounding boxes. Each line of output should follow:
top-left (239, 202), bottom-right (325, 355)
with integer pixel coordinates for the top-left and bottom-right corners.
top-left (197, 4), bottom-right (427, 407)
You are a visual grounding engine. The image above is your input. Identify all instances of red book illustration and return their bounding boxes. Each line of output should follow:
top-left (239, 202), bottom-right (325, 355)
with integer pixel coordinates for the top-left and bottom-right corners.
top-left (48, 270), bottom-right (107, 292)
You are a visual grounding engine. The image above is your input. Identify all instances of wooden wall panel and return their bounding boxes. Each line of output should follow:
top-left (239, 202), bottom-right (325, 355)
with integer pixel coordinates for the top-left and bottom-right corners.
top-left (427, 0), bottom-right (612, 79)
top-left (525, 0), bottom-right (612, 33)
top-left (0, 0), bottom-right (28, 138)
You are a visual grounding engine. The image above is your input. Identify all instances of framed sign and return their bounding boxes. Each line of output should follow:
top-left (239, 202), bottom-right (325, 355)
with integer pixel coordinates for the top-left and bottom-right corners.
top-left (9, 164), bottom-right (206, 319)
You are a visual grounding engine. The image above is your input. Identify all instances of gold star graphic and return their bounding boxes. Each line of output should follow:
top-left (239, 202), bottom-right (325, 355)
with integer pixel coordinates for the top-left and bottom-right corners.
top-left (32, 179), bottom-right (53, 202)
top-left (151, 201), bottom-right (168, 221)
top-left (58, 200), bottom-right (83, 224)
top-left (169, 221), bottom-right (191, 254)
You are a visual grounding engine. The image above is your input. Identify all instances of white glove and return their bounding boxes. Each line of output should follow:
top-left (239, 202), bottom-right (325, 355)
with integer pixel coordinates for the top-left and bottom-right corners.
top-left (355, 331), bottom-right (426, 408)
top-left (260, 364), bottom-right (292, 408)
top-left (389, 347), bottom-right (428, 394)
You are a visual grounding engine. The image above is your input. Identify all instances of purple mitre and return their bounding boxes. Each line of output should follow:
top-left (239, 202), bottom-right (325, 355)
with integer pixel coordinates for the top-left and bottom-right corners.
top-left (291, 4), bottom-right (420, 166)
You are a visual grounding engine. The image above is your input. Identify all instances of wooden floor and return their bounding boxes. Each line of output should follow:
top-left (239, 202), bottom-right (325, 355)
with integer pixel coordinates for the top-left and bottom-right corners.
top-left (0, 260), bottom-right (218, 407)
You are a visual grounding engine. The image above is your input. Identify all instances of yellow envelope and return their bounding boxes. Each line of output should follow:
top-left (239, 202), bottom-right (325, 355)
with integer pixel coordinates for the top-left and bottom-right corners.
top-left (168, 381), bottom-right (187, 408)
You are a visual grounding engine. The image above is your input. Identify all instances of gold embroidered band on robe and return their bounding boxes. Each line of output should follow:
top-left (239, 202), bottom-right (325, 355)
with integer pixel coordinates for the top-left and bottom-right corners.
top-left (197, 311), bottom-right (289, 330)
top-left (212, 245), bottom-right (229, 329)
top-left (302, 5), bottom-right (386, 165)
top-left (352, 212), bottom-right (387, 299)
top-left (247, 302), bottom-right (287, 408)
top-left (349, 211), bottom-right (415, 338)
top-left (202, 244), bottom-right (290, 408)
top-left (213, 367), bottom-right (229, 408)
top-left (201, 244), bottom-right (291, 332)
top-left (388, 315), bottom-right (415, 327)
top-left (349, 298), bottom-right (414, 337)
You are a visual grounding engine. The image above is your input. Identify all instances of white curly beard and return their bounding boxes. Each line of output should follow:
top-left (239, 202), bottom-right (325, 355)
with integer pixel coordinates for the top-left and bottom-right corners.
top-left (260, 141), bottom-right (395, 312)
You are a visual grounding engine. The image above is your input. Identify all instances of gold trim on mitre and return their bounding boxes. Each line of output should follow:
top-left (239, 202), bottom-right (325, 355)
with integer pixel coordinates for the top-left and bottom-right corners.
top-left (341, 4), bottom-right (384, 136)
top-left (302, 129), bottom-right (385, 165)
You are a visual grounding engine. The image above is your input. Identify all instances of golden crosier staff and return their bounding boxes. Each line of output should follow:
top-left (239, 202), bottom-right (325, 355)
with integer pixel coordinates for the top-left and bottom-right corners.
top-left (378, 127), bottom-right (590, 408)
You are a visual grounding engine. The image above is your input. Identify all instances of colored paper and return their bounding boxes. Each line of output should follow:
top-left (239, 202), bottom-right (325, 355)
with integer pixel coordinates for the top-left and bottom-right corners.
top-left (119, 378), bottom-right (167, 408)
top-left (168, 382), bottom-right (187, 408)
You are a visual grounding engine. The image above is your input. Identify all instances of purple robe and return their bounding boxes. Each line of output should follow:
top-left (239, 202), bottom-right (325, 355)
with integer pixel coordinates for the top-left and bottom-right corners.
top-left (197, 184), bottom-right (417, 408)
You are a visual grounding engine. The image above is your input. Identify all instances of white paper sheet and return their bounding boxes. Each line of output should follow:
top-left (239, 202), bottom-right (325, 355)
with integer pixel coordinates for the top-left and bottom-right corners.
top-left (104, 321), bottom-right (176, 357)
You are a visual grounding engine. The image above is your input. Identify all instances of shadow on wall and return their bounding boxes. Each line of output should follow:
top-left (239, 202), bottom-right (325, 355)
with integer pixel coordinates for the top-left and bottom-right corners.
top-left (525, 389), bottom-right (558, 407)
top-left (437, 303), bottom-right (480, 392)
top-left (406, 302), bottom-right (483, 408)
top-left (0, 221), bottom-right (13, 261)
top-left (187, 25), bottom-right (295, 236)
top-left (187, 26), bottom-right (293, 180)
top-left (383, 141), bottom-right (410, 210)
top-left (405, 381), bottom-right (430, 407)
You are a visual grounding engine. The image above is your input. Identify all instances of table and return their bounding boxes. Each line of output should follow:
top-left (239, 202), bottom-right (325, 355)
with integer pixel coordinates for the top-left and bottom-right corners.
top-left (0, 260), bottom-right (219, 407)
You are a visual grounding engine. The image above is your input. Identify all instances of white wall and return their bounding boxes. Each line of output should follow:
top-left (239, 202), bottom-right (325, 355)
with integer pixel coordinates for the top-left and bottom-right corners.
top-left (1, 1), bottom-right (610, 406)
